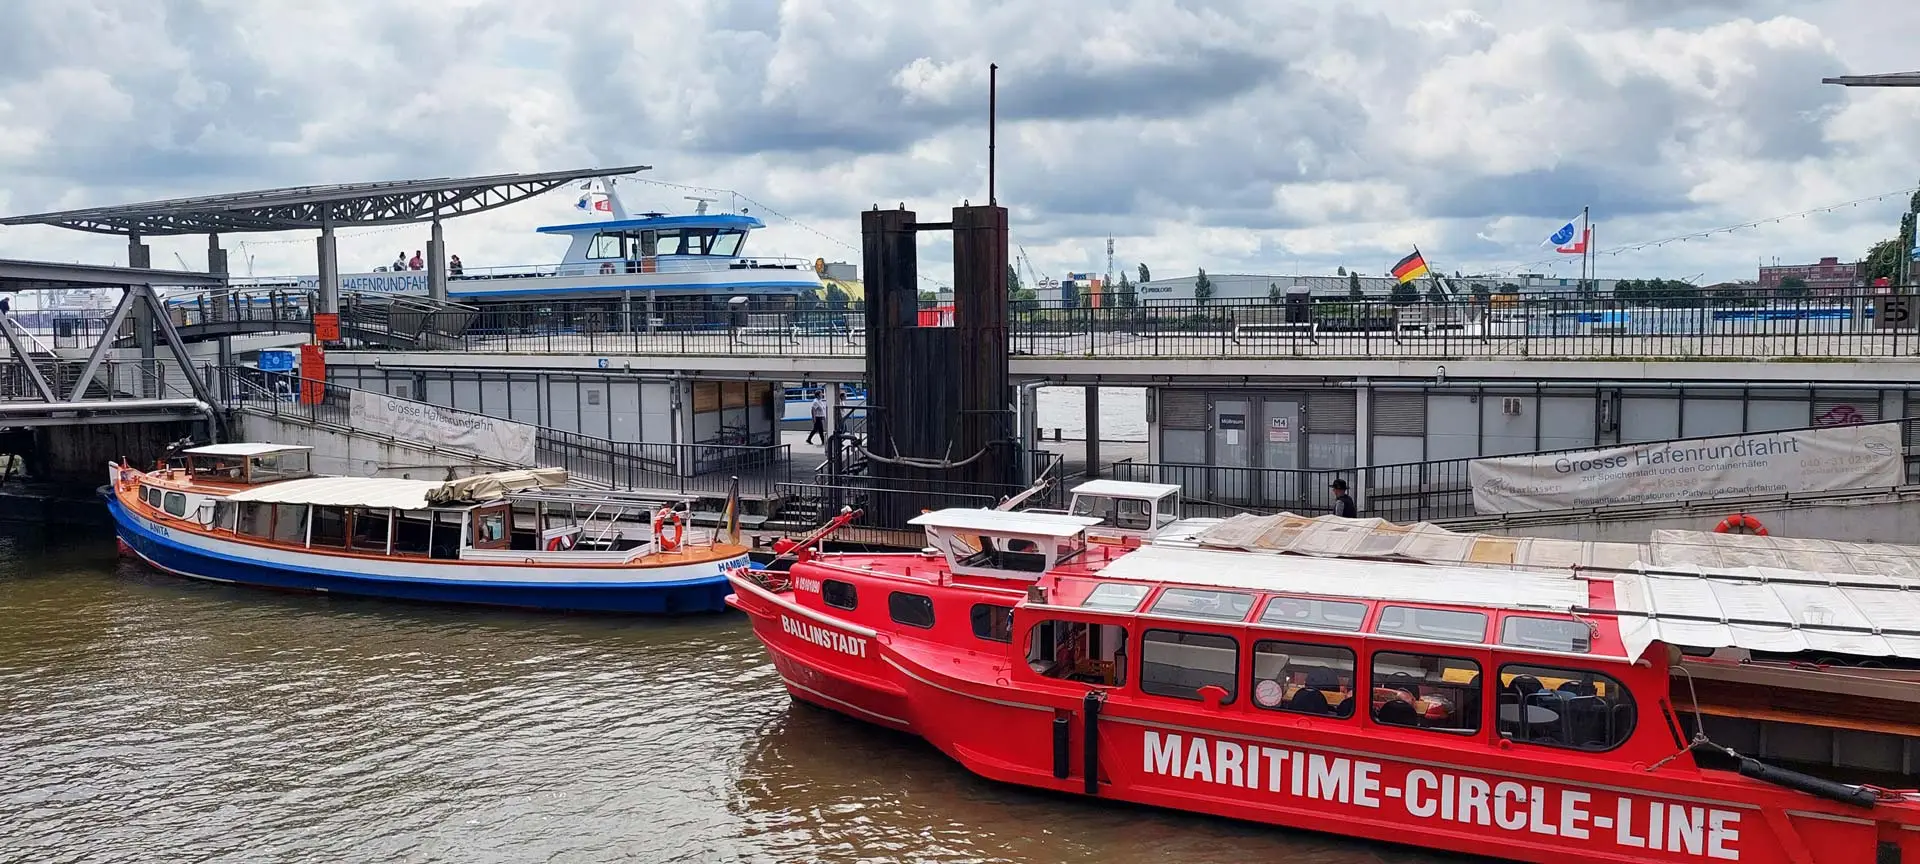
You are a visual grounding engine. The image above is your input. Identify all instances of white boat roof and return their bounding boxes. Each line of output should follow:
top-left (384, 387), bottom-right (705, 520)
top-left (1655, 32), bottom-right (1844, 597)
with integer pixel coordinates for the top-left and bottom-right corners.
top-left (910, 508), bottom-right (1105, 538)
top-left (1069, 479), bottom-right (1182, 500)
top-left (223, 477), bottom-right (453, 510)
top-left (1094, 543), bottom-right (1589, 614)
top-left (1613, 564), bottom-right (1920, 663)
top-left (182, 443), bottom-right (313, 457)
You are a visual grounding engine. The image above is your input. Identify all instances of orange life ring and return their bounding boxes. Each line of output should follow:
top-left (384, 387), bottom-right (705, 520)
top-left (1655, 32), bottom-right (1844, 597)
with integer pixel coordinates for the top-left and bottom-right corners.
top-left (1713, 513), bottom-right (1768, 536)
top-left (546, 534), bottom-right (574, 551)
top-left (600, 262), bottom-right (616, 275)
top-left (653, 508), bottom-right (684, 551)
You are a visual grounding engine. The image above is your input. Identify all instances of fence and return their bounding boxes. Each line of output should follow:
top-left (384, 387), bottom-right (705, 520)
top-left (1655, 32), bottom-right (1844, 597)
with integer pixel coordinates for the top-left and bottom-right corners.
top-left (215, 366), bottom-right (792, 498)
top-left (332, 291), bottom-right (1920, 360)
top-left (1110, 415), bottom-right (1920, 524)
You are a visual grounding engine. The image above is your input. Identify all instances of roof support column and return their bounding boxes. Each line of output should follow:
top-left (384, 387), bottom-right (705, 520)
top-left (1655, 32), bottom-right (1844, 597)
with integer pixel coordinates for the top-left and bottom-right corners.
top-left (316, 214), bottom-right (339, 315)
top-left (427, 215), bottom-right (447, 302)
top-left (208, 233), bottom-right (233, 398)
top-left (128, 233), bottom-right (155, 397)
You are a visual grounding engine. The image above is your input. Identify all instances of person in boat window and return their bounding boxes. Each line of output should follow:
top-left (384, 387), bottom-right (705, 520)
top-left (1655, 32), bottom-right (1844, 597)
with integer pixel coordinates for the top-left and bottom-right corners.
top-left (449, 254), bottom-right (464, 277)
top-left (393, 251), bottom-right (408, 272)
top-left (1329, 478), bottom-right (1357, 518)
top-left (408, 250), bottom-right (425, 271)
top-left (806, 393), bottom-right (828, 445)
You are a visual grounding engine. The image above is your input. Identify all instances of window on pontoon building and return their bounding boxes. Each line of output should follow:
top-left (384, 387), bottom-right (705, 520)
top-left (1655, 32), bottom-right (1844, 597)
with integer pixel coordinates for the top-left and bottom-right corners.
top-left (237, 502), bottom-right (272, 539)
top-left (349, 508), bottom-right (392, 553)
top-left (1148, 587), bottom-right (1256, 623)
top-left (1375, 606), bottom-right (1489, 644)
top-left (1495, 663), bottom-right (1634, 752)
top-left (1140, 629), bottom-right (1239, 704)
top-left (1370, 651), bottom-right (1482, 734)
top-left (162, 491), bottom-right (188, 518)
top-left (1026, 619), bottom-right (1129, 687)
top-left (310, 506), bottom-right (348, 548)
top-left (1252, 640), bottom-right (1356, 719)
top-left (1078, 582), bottom-right (1150, 613)
top-left (1500, 616), bottom-right (1594, 654)
top-left (888, 592), bottom-right (935, 629)
top-left (971, 604), bottom-right (1014, 643)
top-left (821, 579), bottom-right (857, 611)
top-left (1258, 596), bottom-right (1368, 632)
top-left (271, 504), bottom-right (307, 544)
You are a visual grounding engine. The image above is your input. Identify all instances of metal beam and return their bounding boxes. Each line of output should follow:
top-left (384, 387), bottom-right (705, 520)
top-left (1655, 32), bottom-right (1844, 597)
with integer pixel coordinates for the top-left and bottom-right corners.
top-left (0, 316), bottom-right (57, 402)
top-left (67, 287), bottom-right (140, 403)
top-left (1822, 72), bottom-right (1920, 87)
top-left (133, 283), bottom-right (227, 439)
top-left (0, 258), bottom-right (225, 291)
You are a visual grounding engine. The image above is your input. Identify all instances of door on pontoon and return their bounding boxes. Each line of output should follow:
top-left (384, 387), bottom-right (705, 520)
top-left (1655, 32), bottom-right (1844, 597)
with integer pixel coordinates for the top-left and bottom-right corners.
top-left (1212, 399), bottom-right (1251, 505)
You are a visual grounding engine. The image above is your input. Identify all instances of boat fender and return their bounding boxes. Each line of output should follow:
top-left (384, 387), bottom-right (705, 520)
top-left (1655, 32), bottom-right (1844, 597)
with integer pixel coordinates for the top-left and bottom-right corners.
top-left (546, 534), bottom-right (574, 551)
top-left (1051, 713), bottom-right (1071, 780)
top-left (654, 508), bottom-right (684, 551)
top-left (1734, 756), bottom-right (1878, 809)
top-left (1081, 690), bottom-right (1104, 796)
top-left (1713, 513), bottom-right (1768, 536)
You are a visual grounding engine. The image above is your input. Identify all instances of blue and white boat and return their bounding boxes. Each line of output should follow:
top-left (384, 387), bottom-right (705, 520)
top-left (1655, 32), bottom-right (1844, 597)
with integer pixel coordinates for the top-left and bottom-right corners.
top-left (107, 444), bottom-right (751, 614)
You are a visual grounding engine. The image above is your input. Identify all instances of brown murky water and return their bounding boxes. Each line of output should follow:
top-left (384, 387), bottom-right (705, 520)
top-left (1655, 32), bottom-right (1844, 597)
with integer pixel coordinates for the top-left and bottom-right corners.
top-left (0, 527), bottom-right (1473, 863)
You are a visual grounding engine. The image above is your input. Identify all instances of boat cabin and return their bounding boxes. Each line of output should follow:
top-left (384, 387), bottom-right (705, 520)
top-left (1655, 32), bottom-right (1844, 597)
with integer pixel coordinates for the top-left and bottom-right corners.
top-left (1061, 479), bottom-right (1183, 536)
top-left (908, 509), bottom-right (1106, 579)
top-left (541, 213), bottom-right (762, 277)
top-left (178, 443), bottom-right (313, 485)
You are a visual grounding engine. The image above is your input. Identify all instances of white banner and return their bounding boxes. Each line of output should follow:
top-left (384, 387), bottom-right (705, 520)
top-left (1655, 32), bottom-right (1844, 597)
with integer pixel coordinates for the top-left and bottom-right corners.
top-left (296, 271), bottom-right (428, 294)
top-left (1469, 422), bottom-right (1906, 515)
top-left (348, 391), bottom-right (537, 466)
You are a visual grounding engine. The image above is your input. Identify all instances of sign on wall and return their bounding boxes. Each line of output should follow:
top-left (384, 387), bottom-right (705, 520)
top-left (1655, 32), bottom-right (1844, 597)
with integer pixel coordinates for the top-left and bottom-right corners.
top-left (348, 391), bottom-right (537, 465)
top-left (1468, 422), bottom-right (1906, 515)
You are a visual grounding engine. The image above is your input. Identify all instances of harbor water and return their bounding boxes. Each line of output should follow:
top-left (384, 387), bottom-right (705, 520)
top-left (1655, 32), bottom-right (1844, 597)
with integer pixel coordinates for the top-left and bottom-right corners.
top-left (0, 529), bottom-right (1459, 863)
top-left (1034, 387), bottom-right (1148, 442)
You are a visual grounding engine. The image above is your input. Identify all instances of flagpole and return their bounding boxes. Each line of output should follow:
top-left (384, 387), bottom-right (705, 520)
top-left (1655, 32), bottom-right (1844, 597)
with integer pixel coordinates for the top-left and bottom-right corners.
top-left (1579, 206), bottom-right (1591, 295)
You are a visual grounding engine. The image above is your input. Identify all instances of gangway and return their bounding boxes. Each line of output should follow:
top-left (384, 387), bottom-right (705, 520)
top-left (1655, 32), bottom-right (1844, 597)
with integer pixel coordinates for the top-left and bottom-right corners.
top-left (339, 290), bottom-right (478, 350)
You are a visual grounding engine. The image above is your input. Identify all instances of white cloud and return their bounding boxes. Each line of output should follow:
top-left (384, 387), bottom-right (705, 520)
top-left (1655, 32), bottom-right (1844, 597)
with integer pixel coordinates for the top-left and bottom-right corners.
top-left (0, 0), bottom-right (1916, 288)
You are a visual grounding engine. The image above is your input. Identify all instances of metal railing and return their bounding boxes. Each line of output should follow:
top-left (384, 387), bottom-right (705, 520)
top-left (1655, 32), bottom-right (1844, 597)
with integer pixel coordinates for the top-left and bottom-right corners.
top-left (1111, 414), bottom-right (1920, 524)
top-left (332, 290), bottom-right (1920, 361)
top-left (1, 357), bottom-right (200, 403)
top-left (214, 366), bottom-right (791, 498)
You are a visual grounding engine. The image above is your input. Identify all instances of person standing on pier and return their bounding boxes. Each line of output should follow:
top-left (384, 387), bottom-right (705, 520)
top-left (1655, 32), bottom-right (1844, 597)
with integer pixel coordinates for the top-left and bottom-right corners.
top-left (1329, 478), bottom-right (1357, 518)
top-left (807, 393), bottom-right (828, 445)
top-left (408, 250), bottom-right (424, 271)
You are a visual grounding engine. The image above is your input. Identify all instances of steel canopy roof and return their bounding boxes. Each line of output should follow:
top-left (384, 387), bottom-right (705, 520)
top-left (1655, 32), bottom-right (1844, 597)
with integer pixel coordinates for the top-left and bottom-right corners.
top-left (1822, 71), bottom-right (1920, 87)
top-left (0, 165), bottom-right (651, 236)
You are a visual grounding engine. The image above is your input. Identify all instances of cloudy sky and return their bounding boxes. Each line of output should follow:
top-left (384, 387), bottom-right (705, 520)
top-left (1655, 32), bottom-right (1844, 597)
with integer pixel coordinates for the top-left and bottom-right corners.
top-left (1, 0), bottom-right (1916, 287)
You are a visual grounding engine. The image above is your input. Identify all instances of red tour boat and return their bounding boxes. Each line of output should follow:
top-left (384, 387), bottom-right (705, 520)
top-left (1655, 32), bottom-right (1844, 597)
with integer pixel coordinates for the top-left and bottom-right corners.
top-left (730, 496), bottom-right (1920, 863)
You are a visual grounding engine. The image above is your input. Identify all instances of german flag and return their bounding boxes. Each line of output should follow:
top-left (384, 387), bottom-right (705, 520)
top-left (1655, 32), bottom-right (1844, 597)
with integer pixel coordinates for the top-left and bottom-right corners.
top-left (1390, 249), bottom-right (1430, 284)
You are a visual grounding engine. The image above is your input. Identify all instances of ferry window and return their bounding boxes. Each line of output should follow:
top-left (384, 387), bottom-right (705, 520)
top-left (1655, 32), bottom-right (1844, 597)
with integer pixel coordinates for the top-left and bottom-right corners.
top-left (1027, 619), bottom-right (1128, 687)
top-left (653, 231), bottom-right (684, 256)
top-left (1149, 587), bottom-right (1255, 623)
top-left (821, 579), bottom-right (857, 611)
top-left (1252, 640), bottom-right (1356, 719)
top-left (683, 228), bottom-right (716, 255)
top-left (350, 508), bottom-right (391, 552)
top-left (888, 592), bottom-right (935, 629)
top-left (1259, 596), bottom-right (1367, 632)
top-left (271, 504), bottom-right (307, 544)
top-left (162, 491), bottom-right (188, 518)
top-left (189, 455), bottom-right (245, 481)
top-left (249, 451), bottom-right (309, 482)
top-left (588, 233), bottom-right (623, 259)
top-left (1070, 495), bottom-right (1153, 531)
top-left (237, 503), bottom-right (272, 539)
top-left (1375, 606), bottom-right (1489, 644)
top-left (391, 514), bottom-right (434, 556)
top-left (1500, 617), bottom-right (1593, 654)
top-left (1140, 630), bottom-right (1239, 704)
top-left (1496, 663), bottom-right (1635, 751)
top-left (1079, 582), bottom-right (1150, 612)
top-left (213, 501), bottom-right (238, 532)
top-left (143, 486), bottom-right (163, 509)
top-left (971, 604), bottom-right (1014, 642)
top-left (311, 506), bottom-right (348, 548)
top-left (710, 231), bottom-right (744, 257)
top-left (1370, 651), bottom-right (1482, 734)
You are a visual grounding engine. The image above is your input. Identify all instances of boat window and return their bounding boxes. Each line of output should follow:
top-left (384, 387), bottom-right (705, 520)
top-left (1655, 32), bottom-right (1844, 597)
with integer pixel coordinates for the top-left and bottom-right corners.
top-left (1375, 606), bottom-right (1489, 644)
top-left (188, 455), bottom-right (246, 481)
top-left (237, 503), bottom-right (272, 539)
top-left (653, 231), bottom-right (684, 256)
top-left (1252, 640), bottom-right (1356, 719)
top-left (710, 230), bottom-right (744, 257)
top-left (212, 501), bottom-right (238, 532)
top-left (1140, 629), bottom-right (1239, 704)
top-left (682, 228), bottom-right (717, 255)
top-left (588, 233), bottom-right (623, 259)
top-left (1258, 596), bottom-right (1367, 632)
top-left (249, 451), bottom-right (309, 482)
top-left (888, 592), bottom-right (935, 629)
top-left (1149, 587), bottom-right (1255, 622)
top-left (1079, 582), bottom-right (1150, 612)
top-left (1496, 663), bottom-right (1635, 752)
top-left (1500, 616), bottom-right (1593, 654)
top-left (391, 514), bottom-right (434, 556)
top-left (822, 579), bottom-right (857, 611)
top-left (162, 491), bottom-right (188, 518)
top-left (1370, 651), bottom-right (1482, 734)
top-left (1070, 495), bottom-right (1153, 531)
top-left (272, 504), bottom-right (307, 544)
top-left (472, 508), bottom-right (508, 550)
top-left (948, 533), bottom-right (1049, 573)
top-left (310, 506), bottom-right (348, 548)
top-left (1026, 619), bottom-right (1128, 686)
top-left (971, 604), bottom-right (1014, 643)
top-left (143, 486), bottom-right (163, 509)
top-left (350, 508), bottom-right (391, 553)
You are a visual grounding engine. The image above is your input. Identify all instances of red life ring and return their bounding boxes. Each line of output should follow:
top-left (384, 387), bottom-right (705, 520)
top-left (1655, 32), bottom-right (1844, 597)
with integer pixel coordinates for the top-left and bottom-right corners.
top-left (1713, 513), bottom-right (1768, 536)
top-left (600, 262), bottom-right (616, 275)
top-left (653, 508), bottom-right (684, 551)
top-left (546, 534), bottom-right (574, 551)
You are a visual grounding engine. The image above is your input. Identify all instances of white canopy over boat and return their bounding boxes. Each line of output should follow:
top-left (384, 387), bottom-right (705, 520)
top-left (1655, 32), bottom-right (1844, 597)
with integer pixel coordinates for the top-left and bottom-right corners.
top-left (221, 468), bottom-right (571, 511)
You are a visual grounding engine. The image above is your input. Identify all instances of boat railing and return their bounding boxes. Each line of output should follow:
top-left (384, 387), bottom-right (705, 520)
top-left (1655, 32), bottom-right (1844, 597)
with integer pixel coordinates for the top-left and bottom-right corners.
top-left (233, 256), bottom-right (821, 288)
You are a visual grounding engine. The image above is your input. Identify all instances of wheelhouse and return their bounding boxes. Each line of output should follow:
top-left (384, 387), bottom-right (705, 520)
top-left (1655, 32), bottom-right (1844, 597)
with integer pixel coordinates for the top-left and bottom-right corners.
top-left (1060, 479), bottom-right (1183, 538)
top-left (178, 443), bottom-right (313, 485)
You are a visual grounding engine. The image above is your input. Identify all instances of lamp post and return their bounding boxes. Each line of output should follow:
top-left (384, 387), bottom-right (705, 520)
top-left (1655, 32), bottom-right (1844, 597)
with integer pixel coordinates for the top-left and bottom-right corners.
top-left (1823, 71), bottom-right (1920, 289)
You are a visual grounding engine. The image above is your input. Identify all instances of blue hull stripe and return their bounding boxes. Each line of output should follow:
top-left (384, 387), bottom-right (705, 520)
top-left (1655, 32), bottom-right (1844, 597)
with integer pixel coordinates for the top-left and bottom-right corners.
top-left (108, 499), bottom-right (735, 614)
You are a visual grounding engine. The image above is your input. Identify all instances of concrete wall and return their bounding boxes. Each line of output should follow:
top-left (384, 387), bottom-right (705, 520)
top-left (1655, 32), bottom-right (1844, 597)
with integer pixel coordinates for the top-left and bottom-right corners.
top-left (236, 413), bottom-right (510, 480)
top-left (1462, 488), bottom-right (1920, 546)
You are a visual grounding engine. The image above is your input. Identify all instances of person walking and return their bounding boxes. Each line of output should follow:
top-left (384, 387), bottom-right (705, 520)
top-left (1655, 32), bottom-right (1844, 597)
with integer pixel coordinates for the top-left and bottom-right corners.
top-left (1329, 478), bottom-right (1357, 518)
top-left (806, 393), bottom-right (828, 445)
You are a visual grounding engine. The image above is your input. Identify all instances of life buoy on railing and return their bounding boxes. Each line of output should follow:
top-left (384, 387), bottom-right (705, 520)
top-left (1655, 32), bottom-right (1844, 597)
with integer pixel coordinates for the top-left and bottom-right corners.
top-left (546, 534), bottom-right (574, 551)
top-left (600, 262), bottom-right (616, 275)
top-left (653, 508), bottom-right (684, 551)
top-left (1714, 513), bottom-right (1769, 536)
